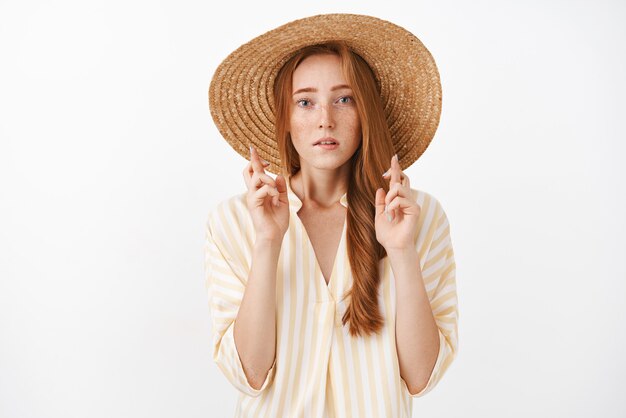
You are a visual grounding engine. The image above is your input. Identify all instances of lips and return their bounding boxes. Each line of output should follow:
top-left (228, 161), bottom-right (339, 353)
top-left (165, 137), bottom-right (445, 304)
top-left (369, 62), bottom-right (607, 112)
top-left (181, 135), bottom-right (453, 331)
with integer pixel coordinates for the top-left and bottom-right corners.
top-left (314, 137), bottom-right (339, 146)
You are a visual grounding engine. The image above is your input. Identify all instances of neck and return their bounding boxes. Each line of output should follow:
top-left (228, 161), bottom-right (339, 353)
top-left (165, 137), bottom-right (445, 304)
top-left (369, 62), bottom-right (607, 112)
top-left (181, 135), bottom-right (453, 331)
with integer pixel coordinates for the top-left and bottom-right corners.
top-left (290, 164), bottom-right (349, 209)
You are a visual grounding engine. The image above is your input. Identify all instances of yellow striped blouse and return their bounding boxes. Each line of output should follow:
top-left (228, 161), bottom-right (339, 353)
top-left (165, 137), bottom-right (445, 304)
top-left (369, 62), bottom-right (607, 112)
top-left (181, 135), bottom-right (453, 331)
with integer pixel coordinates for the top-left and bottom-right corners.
top-left (204, 177), bottom-right (458, 418)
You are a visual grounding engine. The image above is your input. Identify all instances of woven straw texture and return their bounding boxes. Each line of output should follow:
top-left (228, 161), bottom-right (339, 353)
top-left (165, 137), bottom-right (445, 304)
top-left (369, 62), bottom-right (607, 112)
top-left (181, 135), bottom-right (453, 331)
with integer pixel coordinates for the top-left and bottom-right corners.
top-left (209, 13), bottom-right (442, 174)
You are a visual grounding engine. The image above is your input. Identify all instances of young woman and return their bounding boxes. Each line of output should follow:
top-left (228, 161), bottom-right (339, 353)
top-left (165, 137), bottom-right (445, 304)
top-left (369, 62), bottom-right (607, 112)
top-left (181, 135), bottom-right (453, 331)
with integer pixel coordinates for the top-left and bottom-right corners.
top-left (206, 14), bottom-right (458, 418)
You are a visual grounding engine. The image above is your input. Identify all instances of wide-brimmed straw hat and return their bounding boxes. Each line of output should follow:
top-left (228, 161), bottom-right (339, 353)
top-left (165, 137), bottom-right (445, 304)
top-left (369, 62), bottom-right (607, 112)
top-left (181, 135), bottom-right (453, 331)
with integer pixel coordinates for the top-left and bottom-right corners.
top-left (208, 13), bottom-right (442, 174)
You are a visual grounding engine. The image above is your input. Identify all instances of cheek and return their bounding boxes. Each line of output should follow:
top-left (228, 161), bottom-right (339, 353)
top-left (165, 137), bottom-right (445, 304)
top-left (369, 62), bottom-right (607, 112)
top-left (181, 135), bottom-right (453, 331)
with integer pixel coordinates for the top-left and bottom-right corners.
top-left (346, 112), bottom-right (362, 137)
top-left (288, 114), bottom-right (311, 139)
top-left (290, 116), bottom-right (306, 130)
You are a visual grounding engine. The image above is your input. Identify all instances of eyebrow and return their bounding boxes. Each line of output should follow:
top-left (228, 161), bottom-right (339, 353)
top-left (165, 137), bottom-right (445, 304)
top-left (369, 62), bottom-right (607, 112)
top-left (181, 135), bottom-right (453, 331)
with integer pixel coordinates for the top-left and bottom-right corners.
top-left (292, 84), bottom-right (352, 96)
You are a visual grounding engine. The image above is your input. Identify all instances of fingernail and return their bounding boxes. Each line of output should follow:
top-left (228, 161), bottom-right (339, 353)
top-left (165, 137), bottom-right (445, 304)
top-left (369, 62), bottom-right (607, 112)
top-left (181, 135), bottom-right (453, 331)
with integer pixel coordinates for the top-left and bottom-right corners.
top-left (261, 159), bottom-right (270, 165)
top-left (382, 169), bottom-right (390, 177)
top-left (249, 145), bottom-right (253, 156)
top-left (386, 212), bottom-right (392, 222)
top-left (394, 153), bottom-right (398, 163)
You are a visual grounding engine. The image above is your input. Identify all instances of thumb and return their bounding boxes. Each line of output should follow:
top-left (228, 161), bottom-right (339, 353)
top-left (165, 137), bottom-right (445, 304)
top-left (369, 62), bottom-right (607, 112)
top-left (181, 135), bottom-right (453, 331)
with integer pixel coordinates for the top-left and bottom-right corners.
top-left (375, 188), bottom-right (386, 217)
top-left (275, 174), bottom-right (287, 194)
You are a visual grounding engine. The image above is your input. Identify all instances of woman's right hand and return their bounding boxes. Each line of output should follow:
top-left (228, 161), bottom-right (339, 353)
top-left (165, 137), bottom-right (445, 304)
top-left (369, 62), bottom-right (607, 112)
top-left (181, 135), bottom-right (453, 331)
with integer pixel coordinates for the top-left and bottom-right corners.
top-left (243, 146), bottom-right (289, 242)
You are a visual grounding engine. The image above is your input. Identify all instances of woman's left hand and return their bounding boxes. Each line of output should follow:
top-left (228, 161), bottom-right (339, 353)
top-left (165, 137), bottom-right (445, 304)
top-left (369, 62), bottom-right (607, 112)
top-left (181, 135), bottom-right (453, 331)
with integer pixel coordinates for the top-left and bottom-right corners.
top-left (375, 154), bottom-right (421, 251)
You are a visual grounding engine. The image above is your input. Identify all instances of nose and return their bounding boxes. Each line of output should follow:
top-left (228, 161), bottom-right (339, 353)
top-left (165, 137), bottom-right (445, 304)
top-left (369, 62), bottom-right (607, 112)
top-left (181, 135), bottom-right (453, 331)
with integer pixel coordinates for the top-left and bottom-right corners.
top-left (318, 104), bottom-right (334, 129)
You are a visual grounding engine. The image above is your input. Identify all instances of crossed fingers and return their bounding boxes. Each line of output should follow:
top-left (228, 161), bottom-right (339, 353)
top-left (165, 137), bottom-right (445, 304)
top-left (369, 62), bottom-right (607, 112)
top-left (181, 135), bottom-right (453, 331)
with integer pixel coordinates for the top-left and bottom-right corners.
top-left (243, 146), bottom-right (272, 187)
top-left (243, 146), bottom-right (280, 206)
top-left (382, 154), bottom-right (411, 219)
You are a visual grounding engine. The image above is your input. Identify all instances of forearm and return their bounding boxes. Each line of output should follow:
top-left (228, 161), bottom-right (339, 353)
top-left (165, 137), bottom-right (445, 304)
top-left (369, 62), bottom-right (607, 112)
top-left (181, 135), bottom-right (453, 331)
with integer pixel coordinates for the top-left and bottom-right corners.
top-left (234, 237), bottom-right (282, 389)
top-left (388, 247), bottom-right (440, 394)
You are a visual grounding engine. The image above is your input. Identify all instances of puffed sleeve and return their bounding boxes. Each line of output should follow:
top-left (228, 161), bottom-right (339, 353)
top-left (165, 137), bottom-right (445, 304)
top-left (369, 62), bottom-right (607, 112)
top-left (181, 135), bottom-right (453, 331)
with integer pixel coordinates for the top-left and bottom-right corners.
top-left (204, 208), bottom-right (276, 397)
top-left (406, 198), bottom-right (459, 398)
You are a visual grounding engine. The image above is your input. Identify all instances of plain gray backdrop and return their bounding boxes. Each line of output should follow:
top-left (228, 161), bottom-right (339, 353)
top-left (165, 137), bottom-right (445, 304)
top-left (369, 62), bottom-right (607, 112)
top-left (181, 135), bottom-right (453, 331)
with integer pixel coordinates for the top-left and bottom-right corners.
top-left (1, 0), bottom-right (625, 417)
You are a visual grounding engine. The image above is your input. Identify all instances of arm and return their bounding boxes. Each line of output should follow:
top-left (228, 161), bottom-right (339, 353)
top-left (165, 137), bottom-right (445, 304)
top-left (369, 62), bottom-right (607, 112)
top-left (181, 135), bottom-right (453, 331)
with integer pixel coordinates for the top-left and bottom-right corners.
top-left (205, 213), bottom-right (280, 397)
top-left (389, 247), bottom-right (440, 395)
top-left (233, 236), bottom-right (282, 390)
top-left (378, 155), bottom-right (458, 397)
top-left (391, 202), bottom-right (459, 397)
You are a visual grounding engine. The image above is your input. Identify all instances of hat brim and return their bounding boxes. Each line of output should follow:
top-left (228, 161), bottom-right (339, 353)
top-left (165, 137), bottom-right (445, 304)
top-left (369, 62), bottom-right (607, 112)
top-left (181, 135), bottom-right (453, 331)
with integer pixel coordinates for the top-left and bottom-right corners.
top-left (209, 13), bottom-right (442, 174)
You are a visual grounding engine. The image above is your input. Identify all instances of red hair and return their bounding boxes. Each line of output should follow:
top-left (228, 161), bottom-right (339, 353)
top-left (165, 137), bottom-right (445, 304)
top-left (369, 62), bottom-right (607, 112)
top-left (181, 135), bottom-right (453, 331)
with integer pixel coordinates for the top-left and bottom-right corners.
top-left (273, 42), bottom-right (396, 337)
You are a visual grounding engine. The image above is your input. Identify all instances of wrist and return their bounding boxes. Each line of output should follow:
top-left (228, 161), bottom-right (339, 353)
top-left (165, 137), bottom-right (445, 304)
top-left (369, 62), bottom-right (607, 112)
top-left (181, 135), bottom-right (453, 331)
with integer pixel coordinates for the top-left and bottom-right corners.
top-left (385, 246), bottom-right (417, 259)
top-left (254, 235), bottom-right (284, 249)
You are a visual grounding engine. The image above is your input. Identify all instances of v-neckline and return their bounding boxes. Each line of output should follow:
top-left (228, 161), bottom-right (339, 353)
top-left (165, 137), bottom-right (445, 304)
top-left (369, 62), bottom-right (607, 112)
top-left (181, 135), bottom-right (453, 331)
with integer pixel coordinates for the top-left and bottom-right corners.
top-left (299, 213), bottom-right (346, 290)
top-left (286, 175), bottom-right (347, 296)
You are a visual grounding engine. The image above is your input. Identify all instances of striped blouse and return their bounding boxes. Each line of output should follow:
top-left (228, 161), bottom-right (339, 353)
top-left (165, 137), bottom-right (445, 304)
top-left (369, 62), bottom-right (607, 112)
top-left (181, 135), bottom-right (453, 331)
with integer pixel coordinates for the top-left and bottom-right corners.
top-left (204, 177), bottom-right (459, 418)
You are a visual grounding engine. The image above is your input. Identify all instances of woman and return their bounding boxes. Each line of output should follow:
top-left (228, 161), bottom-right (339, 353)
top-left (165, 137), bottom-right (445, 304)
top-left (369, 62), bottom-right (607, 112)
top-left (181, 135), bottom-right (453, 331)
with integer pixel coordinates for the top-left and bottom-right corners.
top-left (205, 14), bottom-right (458, 418)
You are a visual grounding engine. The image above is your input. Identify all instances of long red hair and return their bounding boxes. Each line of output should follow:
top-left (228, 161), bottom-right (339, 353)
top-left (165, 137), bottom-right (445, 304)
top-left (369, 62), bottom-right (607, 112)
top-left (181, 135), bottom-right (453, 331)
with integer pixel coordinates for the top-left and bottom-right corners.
top-left (273, 41), bottom-right (396, 337)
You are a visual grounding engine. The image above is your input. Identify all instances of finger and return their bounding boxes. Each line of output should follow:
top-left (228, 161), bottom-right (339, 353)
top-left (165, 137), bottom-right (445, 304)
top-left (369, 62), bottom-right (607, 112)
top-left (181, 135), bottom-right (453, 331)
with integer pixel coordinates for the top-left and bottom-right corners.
top-left (375, 188), bottom-right (386, 217)
top-left (250, 171), bottom-right (278, 192)
top-left (274, 174), bottom-right (287, 196)
top-left (386, 196), bottom-right (414, 214)
top-left (383, 154), bottom-right (406, 187)
top-left (251, 184), bottom-right (280, 206)
top-left (383, 168), bottom-right (408, 184)
top-left (390, 154), bottom-right (401, 187)
top-left (250, 146), bottom-right (265, 174)
top-left (258, 172), bottom-right (277, 189)
top-left (402, 172), bottom-right (410, 189)
top-left (384, 181), bottom-right (409, 206)
top-left (273, 174), bottom-right (287, 207)
top-left (244, 161), bottom-right (269, 187)
top-left (243, 162), bottom-right (253, 188)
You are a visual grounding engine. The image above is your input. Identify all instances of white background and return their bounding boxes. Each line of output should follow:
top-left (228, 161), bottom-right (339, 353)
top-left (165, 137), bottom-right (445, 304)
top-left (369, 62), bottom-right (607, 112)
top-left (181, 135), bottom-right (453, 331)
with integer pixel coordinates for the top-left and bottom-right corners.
top-left (1, 0), bottom-right (625, 417)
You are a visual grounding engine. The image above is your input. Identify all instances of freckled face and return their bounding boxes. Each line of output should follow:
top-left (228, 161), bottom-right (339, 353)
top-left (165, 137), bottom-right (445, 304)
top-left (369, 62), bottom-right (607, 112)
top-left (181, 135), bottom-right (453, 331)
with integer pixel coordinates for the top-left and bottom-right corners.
top-left (289, 53), bottom-right (362, 171)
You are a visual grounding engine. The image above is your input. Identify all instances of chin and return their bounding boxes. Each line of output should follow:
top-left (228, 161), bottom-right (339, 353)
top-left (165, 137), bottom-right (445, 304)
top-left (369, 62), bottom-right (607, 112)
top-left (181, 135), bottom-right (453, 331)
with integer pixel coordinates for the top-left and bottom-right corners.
top-left (308, 158), bottom-right (352, 171)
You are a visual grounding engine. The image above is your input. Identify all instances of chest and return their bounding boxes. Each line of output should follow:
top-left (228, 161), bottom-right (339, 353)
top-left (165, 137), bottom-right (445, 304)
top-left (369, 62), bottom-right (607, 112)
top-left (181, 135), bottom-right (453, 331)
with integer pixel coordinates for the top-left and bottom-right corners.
top-left (297, 207), bottom-right (346, 285)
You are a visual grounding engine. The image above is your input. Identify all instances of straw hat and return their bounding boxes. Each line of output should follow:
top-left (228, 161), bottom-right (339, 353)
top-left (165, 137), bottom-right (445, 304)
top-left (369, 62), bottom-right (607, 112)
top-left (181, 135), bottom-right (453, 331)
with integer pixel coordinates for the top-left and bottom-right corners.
top-left (208, 13), bottom-right (442, 174)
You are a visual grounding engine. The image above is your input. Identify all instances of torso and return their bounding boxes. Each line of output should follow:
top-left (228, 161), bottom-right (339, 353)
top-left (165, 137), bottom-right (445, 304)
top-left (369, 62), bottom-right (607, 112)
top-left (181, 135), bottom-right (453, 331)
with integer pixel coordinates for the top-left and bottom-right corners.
top-left (297, 205), bottom-right (346, 285)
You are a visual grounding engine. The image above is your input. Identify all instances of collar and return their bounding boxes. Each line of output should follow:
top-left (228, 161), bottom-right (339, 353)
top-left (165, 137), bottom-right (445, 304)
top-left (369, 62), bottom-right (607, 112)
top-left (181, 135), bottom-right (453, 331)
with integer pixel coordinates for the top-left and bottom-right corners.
top-left (286, 175), bottom-right (348, 211)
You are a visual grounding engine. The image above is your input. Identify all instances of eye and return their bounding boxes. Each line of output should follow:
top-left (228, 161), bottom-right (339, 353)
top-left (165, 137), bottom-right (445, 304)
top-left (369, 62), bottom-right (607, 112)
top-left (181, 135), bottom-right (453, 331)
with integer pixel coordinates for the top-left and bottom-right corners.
top-left (338, 96), bottom-right (353, 104)
top-left (296, 98), bottom-right (312, 107)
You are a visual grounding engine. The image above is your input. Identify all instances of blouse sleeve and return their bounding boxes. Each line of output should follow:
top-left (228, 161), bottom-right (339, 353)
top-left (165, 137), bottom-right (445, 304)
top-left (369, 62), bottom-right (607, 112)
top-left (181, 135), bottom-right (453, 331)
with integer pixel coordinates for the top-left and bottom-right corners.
top-left (204, 209), bottom-right (277, 397)
top-left (406, 199), bottom-right (459, 398)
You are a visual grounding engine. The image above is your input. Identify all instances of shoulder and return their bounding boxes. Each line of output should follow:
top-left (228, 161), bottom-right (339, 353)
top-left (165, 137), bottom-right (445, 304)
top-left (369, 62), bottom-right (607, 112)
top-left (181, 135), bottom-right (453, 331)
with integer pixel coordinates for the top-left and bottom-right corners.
top-left (408, 188), bottom-right (454, 258)
top-left (206, 191), bottom-right (251, 238)
top-left (409, 187), bottom-right (454, 237)
top-left (207, 191), bottom-right (247, 220)
top-left (409, 187), bottom-right (446, 218)
top-left (205, 192), bottom-right (254, 278)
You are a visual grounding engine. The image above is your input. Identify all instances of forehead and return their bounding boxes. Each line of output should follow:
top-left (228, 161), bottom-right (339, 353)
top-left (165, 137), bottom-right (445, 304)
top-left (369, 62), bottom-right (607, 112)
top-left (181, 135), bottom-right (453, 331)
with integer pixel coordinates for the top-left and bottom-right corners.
top-left (297, 52), bottom-right (340, 66)
top-left (292, 53), bottom-right (346, 86)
